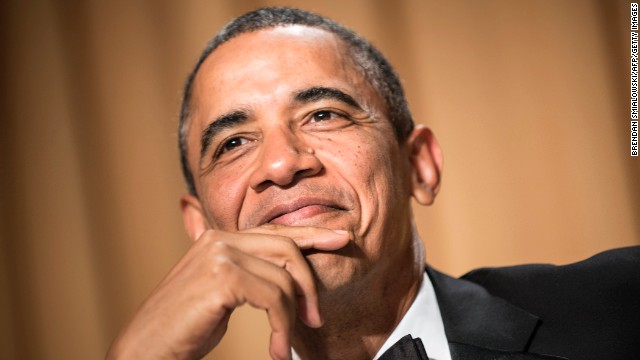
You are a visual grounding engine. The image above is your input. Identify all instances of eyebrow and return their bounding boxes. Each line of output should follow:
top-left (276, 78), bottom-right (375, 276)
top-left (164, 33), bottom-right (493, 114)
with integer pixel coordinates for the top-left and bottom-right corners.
top-left (294, 86), bottom-right (363, 110)
top-left (200, 110), bottom-right (248, 159)
top-left (198, 87), bottom-right (363, 165)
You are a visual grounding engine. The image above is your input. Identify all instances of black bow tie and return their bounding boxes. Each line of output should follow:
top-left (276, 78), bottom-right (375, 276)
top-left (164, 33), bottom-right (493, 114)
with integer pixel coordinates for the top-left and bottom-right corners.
top-left (378, 335), bottom-right (428, 360)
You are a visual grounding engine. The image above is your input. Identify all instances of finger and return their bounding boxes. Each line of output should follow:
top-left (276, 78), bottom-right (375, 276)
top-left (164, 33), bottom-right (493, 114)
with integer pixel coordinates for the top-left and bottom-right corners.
top-left (216, 257), bottom-right (294, 360)
top-left (242, 224), bottom-right (351, 250)
top-left (295, 229), bottom-right (350, 250)
top-left (241, 275), bottom-right (294, 360)
top-left (219, 244), bottom-right (298, 319)
top-left (201, 230), bottom-right (322, 328)
top-left (220, 232), bottom-right (323, 327)
top-left (269, 329), bottom-right (292, 360)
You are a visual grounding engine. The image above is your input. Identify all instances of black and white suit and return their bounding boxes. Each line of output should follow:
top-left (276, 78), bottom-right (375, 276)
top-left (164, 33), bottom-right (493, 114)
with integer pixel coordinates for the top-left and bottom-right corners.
top-left (427, 246), bottom-right (640, 360)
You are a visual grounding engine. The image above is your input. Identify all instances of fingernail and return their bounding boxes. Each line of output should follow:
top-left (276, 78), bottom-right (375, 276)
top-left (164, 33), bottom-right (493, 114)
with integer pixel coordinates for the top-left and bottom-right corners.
top-left (332, 229), bottom-right (349, 235)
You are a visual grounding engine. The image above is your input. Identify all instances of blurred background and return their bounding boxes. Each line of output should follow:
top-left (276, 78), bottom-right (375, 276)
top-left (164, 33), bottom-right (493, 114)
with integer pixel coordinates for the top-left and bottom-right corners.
top-left (0, 0), bottom-right (638, 359)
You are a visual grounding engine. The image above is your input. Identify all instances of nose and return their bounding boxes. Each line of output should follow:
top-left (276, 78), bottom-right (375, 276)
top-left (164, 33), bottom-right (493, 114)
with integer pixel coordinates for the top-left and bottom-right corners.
top-left (248, 127), bottom-right (322, 191)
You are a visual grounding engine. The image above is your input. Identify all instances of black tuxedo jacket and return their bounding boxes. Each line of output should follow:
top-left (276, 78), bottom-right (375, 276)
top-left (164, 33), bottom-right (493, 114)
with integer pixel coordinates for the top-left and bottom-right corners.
top-left (427, 246), bottom-right (640, 360)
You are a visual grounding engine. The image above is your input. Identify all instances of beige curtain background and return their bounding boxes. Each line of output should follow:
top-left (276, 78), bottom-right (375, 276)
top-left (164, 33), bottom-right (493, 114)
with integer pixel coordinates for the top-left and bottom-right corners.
top-left (1, 0), bottom-right (637, 359)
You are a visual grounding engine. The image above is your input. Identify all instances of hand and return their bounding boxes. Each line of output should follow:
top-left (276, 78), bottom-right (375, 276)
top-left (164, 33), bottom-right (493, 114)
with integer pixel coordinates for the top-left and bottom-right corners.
top-left (106, 225), bottom-right (350, 360)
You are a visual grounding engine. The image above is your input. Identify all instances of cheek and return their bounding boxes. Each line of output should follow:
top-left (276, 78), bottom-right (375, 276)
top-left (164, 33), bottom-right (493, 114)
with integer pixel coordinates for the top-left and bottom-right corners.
top-left (318, 138), bottom-right (371, 181)
top-left (319, 132), bottom-right (397, 210)
top-left (318, 130), bottom-right (397, 187)
top-left (200, 166), bottom-right (250, 230)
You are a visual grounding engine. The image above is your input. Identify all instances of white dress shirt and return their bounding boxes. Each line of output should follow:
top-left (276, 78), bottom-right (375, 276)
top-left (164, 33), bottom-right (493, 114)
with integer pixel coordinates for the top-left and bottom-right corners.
top-left (292, 273), bottom-right (451, 360)
top-left (373, 272), bottom-right (451, 360)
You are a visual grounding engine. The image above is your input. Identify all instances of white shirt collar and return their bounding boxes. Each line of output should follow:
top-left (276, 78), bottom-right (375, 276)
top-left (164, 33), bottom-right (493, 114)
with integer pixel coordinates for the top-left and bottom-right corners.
top-left (373, 272), bottom-right (451, 360)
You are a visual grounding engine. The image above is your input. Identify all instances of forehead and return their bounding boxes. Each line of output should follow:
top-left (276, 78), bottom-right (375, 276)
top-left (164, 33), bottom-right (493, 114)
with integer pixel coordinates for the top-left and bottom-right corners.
top-left (190, 25), bottom-right (373, 120)
top-left (198, 25), bottom-right (353, 83)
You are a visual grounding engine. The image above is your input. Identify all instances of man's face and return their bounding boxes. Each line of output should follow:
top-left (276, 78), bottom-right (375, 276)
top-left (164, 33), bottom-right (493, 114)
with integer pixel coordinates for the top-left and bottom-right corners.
top-left (184, 26), bottom-right (415, 288)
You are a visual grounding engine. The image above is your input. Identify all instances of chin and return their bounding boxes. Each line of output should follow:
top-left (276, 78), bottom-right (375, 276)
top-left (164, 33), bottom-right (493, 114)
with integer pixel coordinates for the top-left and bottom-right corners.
top-left (304, 248), bottom-right (363, 292)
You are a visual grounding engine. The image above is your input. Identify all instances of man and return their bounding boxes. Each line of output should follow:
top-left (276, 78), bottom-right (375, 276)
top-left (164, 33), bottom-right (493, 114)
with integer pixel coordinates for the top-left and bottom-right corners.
top-left (107, 7), bottom-right (639, 360)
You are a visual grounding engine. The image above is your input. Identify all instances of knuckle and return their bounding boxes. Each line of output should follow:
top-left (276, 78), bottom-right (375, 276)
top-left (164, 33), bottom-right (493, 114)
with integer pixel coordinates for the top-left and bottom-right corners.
top-left (210, 240), bottom-right (228, 252)
top-left (207, 241), bottom-right (232, 262)
top-left (207, 240), bottom-right (231, 259)
top-left (203, 228), bottom-right (219, 238)
top-left (279, 265), bottom-right (294, 281)
top-left (210, 288), bottom-right (238, 311)
top-left (209, 292), bottom-right (226, 310)
top-left (274, 267), bottom-right (295, 295)
top-left (277, 265), bottom-right (294, 282)
top-left (260, 223), bottom-right (282, 231)
top-left (281, 239), bottom-right (298, 253)
top-left (265, 282), bottom-right (286, 304)
top-left (282, 258), bottom-right (297, 274)
top-left (211, 254), bottom-right (234, 275)
top-left (199, 229), bottom-right (220, 243)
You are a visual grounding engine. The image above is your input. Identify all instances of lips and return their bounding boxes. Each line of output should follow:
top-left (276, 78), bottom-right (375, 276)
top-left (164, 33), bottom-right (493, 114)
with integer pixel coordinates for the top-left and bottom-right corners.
top-left (259, 197), bottom-right (346, 226)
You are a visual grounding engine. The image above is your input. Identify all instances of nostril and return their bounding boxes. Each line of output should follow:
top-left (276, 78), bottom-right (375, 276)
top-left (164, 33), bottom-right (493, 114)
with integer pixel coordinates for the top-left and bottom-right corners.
top-left (253, 179), bottom-right (276, 193)
top-left (253, 167), bottom-right (321, 193)
top-left (294, 168), bottom-right (309, 178)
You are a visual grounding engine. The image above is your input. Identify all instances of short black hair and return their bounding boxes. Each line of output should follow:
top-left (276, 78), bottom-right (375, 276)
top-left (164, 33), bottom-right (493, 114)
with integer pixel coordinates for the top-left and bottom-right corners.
top-left (179, 7), bottom-right (414, 196)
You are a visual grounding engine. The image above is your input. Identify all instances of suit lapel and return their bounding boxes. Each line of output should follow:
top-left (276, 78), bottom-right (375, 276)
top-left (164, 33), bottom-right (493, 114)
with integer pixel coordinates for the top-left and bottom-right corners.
top-left (427, 267), bottom-right (567, 360)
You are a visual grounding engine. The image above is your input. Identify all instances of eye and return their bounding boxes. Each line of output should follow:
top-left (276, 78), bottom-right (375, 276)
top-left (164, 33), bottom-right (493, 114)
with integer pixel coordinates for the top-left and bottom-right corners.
top-left (310, 110), bottom-right (339, 122)
top-left (219, 136), bottom-right (250, 155)
top-left (304, 109), bottom-right (354, 131)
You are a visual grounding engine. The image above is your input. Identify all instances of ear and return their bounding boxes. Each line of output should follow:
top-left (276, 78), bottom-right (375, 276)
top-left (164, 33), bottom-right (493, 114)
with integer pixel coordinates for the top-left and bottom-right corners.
top-left (180, 194), bottom-right (209, 242)
top-left (408, 125), bottom-right (444, 205)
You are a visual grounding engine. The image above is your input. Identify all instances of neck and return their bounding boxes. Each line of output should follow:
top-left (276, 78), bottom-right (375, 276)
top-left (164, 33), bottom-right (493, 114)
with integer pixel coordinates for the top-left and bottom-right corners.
top-left (292, 228), bottom-right (425, 360)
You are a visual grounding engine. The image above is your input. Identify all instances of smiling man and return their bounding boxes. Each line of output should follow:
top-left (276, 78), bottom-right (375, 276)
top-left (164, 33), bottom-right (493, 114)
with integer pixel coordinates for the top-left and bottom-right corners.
top-left (107, 7), bottom-right (639, 360)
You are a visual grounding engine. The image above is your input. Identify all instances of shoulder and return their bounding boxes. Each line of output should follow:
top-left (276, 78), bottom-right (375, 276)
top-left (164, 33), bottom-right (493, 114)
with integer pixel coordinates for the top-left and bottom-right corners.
top-left (461, 246), bottom-right (640, 358)
top-left (462, 246), bottom-right (640, 300)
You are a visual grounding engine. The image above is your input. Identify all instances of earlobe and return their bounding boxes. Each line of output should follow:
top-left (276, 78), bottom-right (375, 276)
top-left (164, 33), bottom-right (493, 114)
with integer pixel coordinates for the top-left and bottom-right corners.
top-left (408, 125), bottom-right (444, 205)
top-left (180, 194), bottom-right (209, 242)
